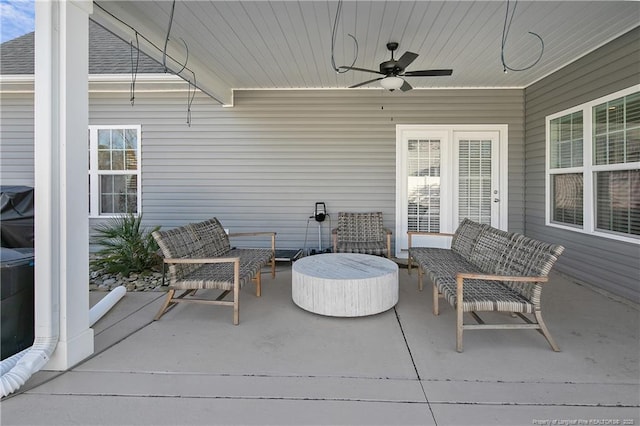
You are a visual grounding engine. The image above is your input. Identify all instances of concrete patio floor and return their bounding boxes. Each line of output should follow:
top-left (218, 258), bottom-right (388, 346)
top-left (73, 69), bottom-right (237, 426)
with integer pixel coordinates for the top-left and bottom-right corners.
top-left (1, 263), bottom-right (639, 425)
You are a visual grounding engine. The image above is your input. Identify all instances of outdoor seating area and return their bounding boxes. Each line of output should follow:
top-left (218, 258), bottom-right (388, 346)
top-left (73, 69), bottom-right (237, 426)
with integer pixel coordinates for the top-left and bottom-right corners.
top-left (0, 2), bottom-right (638, 424)
top-left (408, 219), bottom-right (564, 352)
top-left (151, 218), bottom-right (276, 324)
top-left (2, 264), bottom-right (637, 425)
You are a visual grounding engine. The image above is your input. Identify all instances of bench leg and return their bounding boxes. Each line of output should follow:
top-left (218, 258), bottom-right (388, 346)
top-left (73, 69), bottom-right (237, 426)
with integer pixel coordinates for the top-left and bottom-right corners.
top-left (407, 256), bottom-right (412, 275)
top-left (456, 276), bottom-right (464, 352)
top-left (271, 256), bottom-right (276, 279)
top-left (233, 261), bottom-right (240, 325)
top-left (418, 265), bottom-right (424, 291)
top-left (433, 282), bottom-right (440, 316)
top-left (233, 290), bottom-right (239, 325)
top-left (535, 310), bottom-right (560, 352)
top-left (456, 308), bottom-right (464, 353)
top-left (255, 270), bottom-right (262, 297)
top-left (154, 289), bottom-right (175, 320)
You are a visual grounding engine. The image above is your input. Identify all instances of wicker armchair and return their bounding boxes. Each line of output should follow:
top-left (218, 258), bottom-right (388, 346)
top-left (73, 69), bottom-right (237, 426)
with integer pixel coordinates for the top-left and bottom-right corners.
top-left (331, 212), bottom-right (392, 258)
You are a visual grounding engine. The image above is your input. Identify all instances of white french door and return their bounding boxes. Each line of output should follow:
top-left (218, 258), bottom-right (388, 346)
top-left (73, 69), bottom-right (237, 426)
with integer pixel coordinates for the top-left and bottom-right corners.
top-left (395, 125), bottom-right (508, 257)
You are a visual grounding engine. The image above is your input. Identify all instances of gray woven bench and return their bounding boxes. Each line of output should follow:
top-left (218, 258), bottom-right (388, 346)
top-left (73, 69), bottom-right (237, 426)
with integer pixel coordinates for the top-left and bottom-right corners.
top-left (152, 218), bottom-right (276, 325)
top-left (408, 219), bottom-right (564, 352)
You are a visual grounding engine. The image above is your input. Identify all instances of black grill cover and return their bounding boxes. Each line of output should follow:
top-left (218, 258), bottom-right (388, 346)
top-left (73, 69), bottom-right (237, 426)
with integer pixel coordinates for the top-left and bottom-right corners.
top-left (1, 186), bottom-right (35, 248)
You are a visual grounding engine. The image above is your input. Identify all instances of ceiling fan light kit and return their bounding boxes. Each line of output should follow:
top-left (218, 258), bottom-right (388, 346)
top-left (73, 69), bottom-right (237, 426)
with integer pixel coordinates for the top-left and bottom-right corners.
top-left (341, 42), bottom-right (453, 92)
top-left (380, 76), bottom-right (404, 90)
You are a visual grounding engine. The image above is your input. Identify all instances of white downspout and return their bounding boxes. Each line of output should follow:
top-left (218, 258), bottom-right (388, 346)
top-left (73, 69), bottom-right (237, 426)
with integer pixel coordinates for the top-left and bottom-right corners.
top-left (88, 286), bottom-right (127, 327)
top-left (0, 286), bottom-right (126, 397)
top-left (0, 339), bottom-right (59, 398)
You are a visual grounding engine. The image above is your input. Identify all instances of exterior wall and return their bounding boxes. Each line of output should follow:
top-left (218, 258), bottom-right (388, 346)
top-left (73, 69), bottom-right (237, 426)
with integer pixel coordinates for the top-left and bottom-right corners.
top-left (524, 27), bottom-right (640, 302)
top-left (0, 91), bottom-right (35, 186)
top-left (1, 86), bottom-right (525, 253)
top-left (94, 88), bottom-right (525, 252)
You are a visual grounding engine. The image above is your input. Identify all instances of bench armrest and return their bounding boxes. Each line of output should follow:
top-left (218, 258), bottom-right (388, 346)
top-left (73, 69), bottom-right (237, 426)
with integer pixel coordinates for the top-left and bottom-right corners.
top-left (407, 231), bottom-right (456, 236)
top-left (407, 231), bottom-right (455, 248)
top-left (228, 231), bottom-right (276, 251)
top-left (228, 231), bottom-right (276, 238)
top-left (456, 272), bottom-right (549, 283)
top-left (163, 257), bottom-right (241, 265)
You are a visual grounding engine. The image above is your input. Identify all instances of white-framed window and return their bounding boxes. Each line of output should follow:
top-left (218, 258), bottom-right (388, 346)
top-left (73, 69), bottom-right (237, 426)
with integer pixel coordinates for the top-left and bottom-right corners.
top-left (546, 86), bottom-right (639, 243)
top-left (88, 125), bottom-right (141, 217)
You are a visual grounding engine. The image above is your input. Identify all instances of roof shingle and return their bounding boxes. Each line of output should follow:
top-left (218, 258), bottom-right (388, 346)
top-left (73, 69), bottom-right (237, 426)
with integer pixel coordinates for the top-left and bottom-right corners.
top-left (1, 20), bottom-right (166, 75)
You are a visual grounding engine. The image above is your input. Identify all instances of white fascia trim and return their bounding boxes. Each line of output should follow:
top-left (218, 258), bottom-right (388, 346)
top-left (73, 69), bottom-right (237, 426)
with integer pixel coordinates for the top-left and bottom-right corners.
top-left (0, 74), bottom-right (34, 82)
top-left (89, 74), bottom-right (197, 94)
top-left (88, 73), bottom-right (181, 82)
top-left (0, 75), bottom-right (35, 93)
top-left (0, 73), bottom-right (180, 82)
top-left (232, 86), bottom-right (526, 91)
top-left (1, 73), bottom-right (194, 94)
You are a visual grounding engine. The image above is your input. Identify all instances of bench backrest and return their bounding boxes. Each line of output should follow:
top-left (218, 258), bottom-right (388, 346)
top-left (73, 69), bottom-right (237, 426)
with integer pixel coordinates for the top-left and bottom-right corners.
top-left (455, 219), bottom-right (565, 305)
top-left (450, 218), bottom-right (488, 258)
top-left (187, 218), bottom-right (230, 258)
top-left (152, 217), bottom-right (231, 284)
top-left (336, 212), bottom-right (386, 243)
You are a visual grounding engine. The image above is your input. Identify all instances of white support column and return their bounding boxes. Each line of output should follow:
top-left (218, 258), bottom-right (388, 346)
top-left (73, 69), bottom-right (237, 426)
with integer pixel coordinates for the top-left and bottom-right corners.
top-left (35, 0), bottom-right (94, 370)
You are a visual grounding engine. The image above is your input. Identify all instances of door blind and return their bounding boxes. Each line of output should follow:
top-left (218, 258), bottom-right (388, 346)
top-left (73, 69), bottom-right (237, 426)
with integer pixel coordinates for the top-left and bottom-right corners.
top-left (407, 139), bottom-right (441, 232)
top-left (458, 139), bottom-right (492, 225)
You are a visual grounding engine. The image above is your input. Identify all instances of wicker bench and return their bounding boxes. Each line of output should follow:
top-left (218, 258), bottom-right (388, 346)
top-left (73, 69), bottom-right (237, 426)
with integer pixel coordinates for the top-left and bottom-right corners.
top-left (152, 218), bottom-right (276, 325)
top-left (408, 219), bottom-right (564, 352)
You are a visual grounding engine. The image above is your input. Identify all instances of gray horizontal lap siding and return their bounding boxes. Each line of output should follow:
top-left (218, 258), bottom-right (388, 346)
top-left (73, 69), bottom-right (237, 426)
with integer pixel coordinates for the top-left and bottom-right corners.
top-left (0, 92), bottom-right (35, 186)
top-left (134, 89), bottom-right (524, 253)
top-left (524, 27), bottom-right (640, 302)
top-left (2, 88), bottom-right (525, 253)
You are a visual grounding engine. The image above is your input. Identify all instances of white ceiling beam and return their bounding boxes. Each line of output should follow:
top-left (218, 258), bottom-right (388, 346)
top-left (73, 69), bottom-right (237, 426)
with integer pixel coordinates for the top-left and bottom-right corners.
top-left (91, 1), bottom-right (234, 106)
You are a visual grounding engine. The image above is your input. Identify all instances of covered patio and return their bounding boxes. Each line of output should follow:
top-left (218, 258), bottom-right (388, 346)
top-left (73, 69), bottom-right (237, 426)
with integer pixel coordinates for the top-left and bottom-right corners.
top-left (2, 265), bottom-right (638, 425)
top-left (1, 1), bottom-right (638, 423)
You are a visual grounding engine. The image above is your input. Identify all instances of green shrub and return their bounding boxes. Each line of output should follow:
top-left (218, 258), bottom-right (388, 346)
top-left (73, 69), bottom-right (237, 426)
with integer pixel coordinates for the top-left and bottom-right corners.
top-left (91, 214), bottom-right (161, 276)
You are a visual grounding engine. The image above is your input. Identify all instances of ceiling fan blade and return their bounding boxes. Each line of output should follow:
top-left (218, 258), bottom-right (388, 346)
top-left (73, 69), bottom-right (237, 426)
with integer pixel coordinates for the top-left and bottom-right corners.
top-left (404, 69), bottom-right (453, 77)
top-left (349, 77), bottom-right (384, 88)
top-left (339, 66), bottom-right (385, 75)
top-left (395, 51), bottom-right (419, 70)
top-left (400, 80), bottom-right (413, 92)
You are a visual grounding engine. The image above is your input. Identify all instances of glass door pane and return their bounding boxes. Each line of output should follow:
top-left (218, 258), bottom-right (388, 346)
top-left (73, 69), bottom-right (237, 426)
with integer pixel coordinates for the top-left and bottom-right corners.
top-left (454, 131), bottom-right (500, 228)
top-left (407, 138), bottom-right (441, 232)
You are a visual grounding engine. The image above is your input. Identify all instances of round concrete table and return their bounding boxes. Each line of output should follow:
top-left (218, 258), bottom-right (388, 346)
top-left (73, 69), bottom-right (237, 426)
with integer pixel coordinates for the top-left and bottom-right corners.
top-left (292, 253), bottom-right (399, 317)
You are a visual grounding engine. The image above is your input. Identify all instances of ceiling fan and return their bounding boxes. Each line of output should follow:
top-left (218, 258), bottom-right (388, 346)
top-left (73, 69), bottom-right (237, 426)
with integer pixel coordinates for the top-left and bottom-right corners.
top-left (340, 42), bottom-right (453, 91)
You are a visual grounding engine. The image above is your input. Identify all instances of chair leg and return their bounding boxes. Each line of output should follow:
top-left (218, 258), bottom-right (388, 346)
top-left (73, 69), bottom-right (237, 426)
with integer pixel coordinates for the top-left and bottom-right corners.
top-left (535, 310), bottom-right (560, 352)
top-left (154, 289), bottom-right (175, 320)
top-left (386, 234), bottom-right (391, 258)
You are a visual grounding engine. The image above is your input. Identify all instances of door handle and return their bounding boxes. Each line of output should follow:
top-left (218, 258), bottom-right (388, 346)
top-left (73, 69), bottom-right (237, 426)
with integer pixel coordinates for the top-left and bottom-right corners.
top-left (494, 198), bottom-right (500, 203)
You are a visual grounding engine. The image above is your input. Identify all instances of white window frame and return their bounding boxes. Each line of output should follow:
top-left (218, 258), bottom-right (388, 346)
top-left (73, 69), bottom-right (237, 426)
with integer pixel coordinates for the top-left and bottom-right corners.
top-left (545, 85), bottom-right (640, 244)
top-left (88, 125), bottom-right (142, 218)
